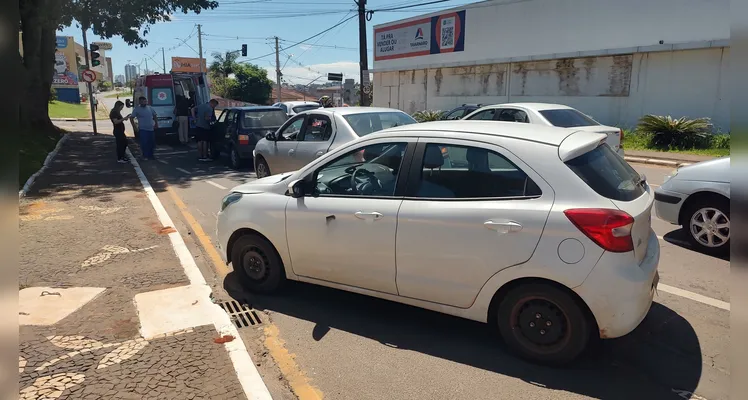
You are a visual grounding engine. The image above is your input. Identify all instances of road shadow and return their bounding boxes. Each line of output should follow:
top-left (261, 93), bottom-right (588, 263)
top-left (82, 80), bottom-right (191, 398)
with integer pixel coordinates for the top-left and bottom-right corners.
top-left (662, 229), bottom-right (730, 261)
top-left (223, 273), bottom-right (701, 400)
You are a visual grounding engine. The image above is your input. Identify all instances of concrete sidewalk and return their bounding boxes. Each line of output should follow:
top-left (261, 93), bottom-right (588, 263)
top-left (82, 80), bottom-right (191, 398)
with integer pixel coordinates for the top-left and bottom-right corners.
top-left (18, 133), bottom-right (249, 400)
top-left (624, 149), bottom-right (720, 167)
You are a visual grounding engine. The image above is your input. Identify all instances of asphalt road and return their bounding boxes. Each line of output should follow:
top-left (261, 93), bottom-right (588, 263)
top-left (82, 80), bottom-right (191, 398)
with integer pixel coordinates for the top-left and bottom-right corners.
top-left (90, 134), bottom-right (731, 400)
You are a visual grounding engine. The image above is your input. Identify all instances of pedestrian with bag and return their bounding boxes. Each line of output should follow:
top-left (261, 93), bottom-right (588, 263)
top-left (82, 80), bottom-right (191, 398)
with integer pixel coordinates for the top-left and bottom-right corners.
top-left (129, 96), bottom-right (159, 160)
top-left (109, 101), bottom-right (131, 163)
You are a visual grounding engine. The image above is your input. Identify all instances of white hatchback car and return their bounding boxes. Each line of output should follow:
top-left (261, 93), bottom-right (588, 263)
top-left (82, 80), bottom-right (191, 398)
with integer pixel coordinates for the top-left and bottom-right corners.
top-left (217, 121), bottom-right (659, 364)
top-left (463, 103), bottom-right (625, 157)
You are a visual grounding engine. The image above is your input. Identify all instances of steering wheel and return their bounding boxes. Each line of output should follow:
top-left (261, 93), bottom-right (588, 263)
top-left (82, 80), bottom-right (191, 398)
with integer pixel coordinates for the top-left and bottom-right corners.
top-left (350, 167), bottom-right (382, 195)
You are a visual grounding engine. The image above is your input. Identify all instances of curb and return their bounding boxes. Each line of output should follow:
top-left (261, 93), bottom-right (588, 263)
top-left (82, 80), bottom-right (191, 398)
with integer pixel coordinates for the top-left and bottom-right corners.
top-left (19, 134), bottom-right (69, 198)
top-left (50, 118), bottom-right (94, 121)
top-left (624, 156), bottom-right (692, 168)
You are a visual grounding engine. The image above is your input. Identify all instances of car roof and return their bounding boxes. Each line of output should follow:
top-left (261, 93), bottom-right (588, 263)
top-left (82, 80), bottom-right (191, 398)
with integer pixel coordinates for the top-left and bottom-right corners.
top-left (367, 120), bottom-right (580, 146)
top-left (479, 102), bottom-right (574, 111)
top-left (298, 107), bottom-right (409, 116)
top-left (280, 101), bottom-right (319, 106)
top-left (232, 106), bottom-right (284, 111)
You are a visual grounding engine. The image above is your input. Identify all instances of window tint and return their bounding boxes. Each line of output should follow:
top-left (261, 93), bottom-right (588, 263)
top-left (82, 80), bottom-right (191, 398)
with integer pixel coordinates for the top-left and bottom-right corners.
top-left (314, 142), bottom-right (408, 197)
top-left (413, 143), bottom-right (541, 199)
top-left (539, 109), bottom-right (599, 128)
top-left (226, 111), bottom-right (237, 127)
top-left (242, 110), bottom-right (287, 129)
top-left (292, 104), bottom-right (320, 114)
top-left (279, 117), bottom-right (304, 140)
top-left (343, 112), bottom-right (416, 136)
top-left (444, 108), bottom-right (465, 120)
top-left (497, 109), bottom-right (529, 123)
top-left (565, 144), bottom-right (644, 201)
top-left (466, 109), bottom-right (496, 121)
top-left (150, 87), bottom-right (174, 106)
top-left (302, 115), bottom-right (332, 141)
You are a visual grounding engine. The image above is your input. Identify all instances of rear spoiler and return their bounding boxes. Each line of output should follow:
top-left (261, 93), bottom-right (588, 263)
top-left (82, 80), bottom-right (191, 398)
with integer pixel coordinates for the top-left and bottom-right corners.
top-left (557, 130), bottom-right (608, 162)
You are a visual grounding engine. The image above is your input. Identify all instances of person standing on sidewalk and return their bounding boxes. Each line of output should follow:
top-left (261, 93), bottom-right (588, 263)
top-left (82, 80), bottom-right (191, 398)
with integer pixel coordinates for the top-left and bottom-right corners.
top-left (92, 95), bottom-right (98, 112)
top-left (193, 99), bottom-right (218, 162)
top-left (174, 95), bottom-right (190, 145)
top-left (110, 101), bottom-right (131, 163)
top-left (130, 96), bottom-right (159, 160)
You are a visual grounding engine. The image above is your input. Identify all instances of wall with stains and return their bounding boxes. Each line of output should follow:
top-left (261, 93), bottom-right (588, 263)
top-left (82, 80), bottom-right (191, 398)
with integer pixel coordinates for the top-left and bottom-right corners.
top-left (373, 48), bottom-right (729, 131)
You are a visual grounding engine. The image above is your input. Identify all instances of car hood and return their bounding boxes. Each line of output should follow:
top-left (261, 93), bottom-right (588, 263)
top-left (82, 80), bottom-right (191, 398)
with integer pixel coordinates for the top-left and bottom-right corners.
top-left (230, 171), bottom-right (297, 194)
top-left (676, 156), bottom-right (730, 183)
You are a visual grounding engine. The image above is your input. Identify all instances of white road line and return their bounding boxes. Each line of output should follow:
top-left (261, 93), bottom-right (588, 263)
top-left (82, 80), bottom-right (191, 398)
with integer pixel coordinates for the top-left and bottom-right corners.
top-left (657, 283), bottom-right (730, 311)
top-left (176, 167), bottom-right (191, 174)
top-left (157, 159), bottom-right (168, 165)
top-left (156, 151), bottom-right (189, 156)
top-left (126, 148), bottom-right (272, 400)
top-left (206, 180), bottom-right (228, 190)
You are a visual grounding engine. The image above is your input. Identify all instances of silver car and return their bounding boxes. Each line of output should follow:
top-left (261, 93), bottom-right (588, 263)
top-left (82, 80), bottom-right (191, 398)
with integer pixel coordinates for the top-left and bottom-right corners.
top-left (654, 157), bottom-right (730, 255)
top-left (253, 107), bottom-right (416, 178)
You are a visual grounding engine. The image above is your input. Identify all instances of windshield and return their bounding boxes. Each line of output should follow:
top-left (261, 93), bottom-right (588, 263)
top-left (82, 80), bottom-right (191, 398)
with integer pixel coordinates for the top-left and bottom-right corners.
top-left (539, 109), bottom-right (599, 128)
top-left (242, 110), bottom-right (288, 129)
top-left (343, 112), bottom-right (416, 137)
top-left (566, 144), bottom-right (644, 201)
top-left (292, 104), bottom-right (320, 114)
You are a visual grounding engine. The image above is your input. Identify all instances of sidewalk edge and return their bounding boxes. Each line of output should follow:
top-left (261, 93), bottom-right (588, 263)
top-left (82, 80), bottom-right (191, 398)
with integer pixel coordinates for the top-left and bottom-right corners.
top-left (19, 134), bottom-right (70, 198)
top-left (126, 148), bottom-right (273, 400)
top-left (624, 155), bottom-right (692, 168)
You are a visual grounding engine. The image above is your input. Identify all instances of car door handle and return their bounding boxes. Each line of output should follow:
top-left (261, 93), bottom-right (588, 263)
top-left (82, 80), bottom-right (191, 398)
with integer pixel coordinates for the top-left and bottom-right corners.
top-left (484, 220), bottom-right (523, 233)
top-left (314, 150), bottom-right (325, 158)
top-left (288, 149), bottom-right (295, 156)
top-left (354, 211), bottom-right (383, 221)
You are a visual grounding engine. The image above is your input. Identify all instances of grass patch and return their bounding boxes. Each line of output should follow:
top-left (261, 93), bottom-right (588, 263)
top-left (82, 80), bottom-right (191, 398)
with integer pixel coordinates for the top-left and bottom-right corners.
top-left (623, 130), bottom-right (730, 157)
top-left (19, 129), bottom-right (64, 189)
top-left (48, 101), bottom-right (90, 119)
top-left (105, 90), bottom-right (131, 98)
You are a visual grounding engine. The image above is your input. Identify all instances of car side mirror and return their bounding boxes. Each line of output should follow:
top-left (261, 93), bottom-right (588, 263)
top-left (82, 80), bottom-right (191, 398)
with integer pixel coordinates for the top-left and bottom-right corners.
top-left (125, 99), bottom-right (132, 108)
top-left (265, 132), bottom-right (277, 141)
top-left (287, 179), bottom-right (306, 198)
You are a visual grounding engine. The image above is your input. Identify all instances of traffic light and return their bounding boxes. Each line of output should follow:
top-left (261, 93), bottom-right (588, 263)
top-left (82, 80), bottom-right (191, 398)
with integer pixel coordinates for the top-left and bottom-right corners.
top-left (90, 44), bottom-right (101, 67)
top-left (241, 44), bottom-right (247, 57)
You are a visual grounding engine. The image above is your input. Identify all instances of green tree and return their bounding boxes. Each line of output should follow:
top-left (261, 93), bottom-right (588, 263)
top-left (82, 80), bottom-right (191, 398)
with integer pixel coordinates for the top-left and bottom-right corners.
top-left (231, 64), bottom-right (273, 105)
top-left (18, 0), bottom-right (217, 132)
top-left (210, 75), bottom-right (238, 99)
top-left (209, 51), bottom-right (239, 78)
top-left (99, 81), bottom-right (112, 91)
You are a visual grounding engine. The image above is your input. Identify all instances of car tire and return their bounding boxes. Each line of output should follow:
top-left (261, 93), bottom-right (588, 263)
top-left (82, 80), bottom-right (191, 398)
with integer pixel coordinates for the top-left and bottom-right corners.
top-left (229, 146), bottom-right (245, 170)
top-left (255, 156), bottom-right (271, 178)
top-left (682, 196), bottom-right (730, 256)
top-left (230, 234), bottom-right (286, 294)
top-left (496, 283), bottom-right (590, 365)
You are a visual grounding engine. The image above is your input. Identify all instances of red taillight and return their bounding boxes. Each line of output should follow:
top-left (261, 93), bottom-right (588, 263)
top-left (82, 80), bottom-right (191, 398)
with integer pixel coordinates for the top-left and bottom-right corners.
top-left (564, 209), bottom-right (634, 252)
top-left (238, 134), bottom-right (250, 145)
top-left (619, 129), bottom-right (624, 149)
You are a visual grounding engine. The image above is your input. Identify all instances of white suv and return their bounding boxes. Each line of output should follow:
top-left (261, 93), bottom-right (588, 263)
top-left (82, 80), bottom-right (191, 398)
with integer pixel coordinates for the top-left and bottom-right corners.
top-left (217, 121), bottom-right (659, 364)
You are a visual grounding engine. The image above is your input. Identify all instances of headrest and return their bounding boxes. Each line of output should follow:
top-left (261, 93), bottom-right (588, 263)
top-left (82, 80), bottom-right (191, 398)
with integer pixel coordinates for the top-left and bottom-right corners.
top-left (423, 146), bottom-right (445, 169)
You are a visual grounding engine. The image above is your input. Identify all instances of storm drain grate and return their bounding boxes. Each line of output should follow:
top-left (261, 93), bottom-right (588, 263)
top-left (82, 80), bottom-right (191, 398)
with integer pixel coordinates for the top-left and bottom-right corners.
top-left (218, 300), bottom-right (263, 329)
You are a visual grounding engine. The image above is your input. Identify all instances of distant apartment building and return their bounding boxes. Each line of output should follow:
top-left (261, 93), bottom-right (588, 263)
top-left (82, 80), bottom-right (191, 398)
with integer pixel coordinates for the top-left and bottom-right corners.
top-left (124, 64), bottom-right (138, 82)
top-left (115, 75), bottom-right (125, 85)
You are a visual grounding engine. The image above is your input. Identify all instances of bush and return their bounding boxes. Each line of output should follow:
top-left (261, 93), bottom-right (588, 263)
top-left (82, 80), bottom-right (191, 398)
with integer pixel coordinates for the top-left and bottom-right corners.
top-left (636, 115), bottom-right (710, 150)
top-left (412, 110), bottom-right (443, 122)
top-left (711, 134), bottom-right (730, 149)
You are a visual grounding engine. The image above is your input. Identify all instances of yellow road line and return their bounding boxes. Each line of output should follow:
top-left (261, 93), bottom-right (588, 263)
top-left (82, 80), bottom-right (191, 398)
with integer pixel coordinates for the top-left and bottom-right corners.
top-left (165, 185), bottom-right (231, 277)
top-left (165, 184), bottom-right (324, 399)
top-left (264, 325), bottom-right (324, 400)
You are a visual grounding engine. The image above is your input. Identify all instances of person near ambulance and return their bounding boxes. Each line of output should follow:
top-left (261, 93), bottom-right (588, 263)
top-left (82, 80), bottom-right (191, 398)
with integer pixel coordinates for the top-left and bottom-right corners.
top-left (129, 96), bottom-right (159, 160)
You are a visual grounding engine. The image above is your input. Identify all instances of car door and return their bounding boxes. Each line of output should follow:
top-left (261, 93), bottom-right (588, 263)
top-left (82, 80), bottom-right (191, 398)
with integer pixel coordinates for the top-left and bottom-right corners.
top-left (214, 109), bottom-right (229, 140)
top-left (225, 110), bottom-right (239, 143)
top-left (395, 139), bottom-right (554, 308)
top-left (264, 115), bottom-right (306, 173)
top-left (291, 113), bottom-right (335, 171)
top-left (285, 139), bottom-right (416, 294)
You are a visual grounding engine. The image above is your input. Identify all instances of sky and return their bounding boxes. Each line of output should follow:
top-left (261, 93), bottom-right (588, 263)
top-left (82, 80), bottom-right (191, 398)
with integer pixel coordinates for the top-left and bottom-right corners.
top-left (57, 0), bottom-right (477, 85)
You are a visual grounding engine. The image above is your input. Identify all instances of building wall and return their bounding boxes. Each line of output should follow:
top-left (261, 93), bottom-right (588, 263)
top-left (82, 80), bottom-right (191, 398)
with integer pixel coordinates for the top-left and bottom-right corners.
top-left (373, 47), bottom-right (729, 131)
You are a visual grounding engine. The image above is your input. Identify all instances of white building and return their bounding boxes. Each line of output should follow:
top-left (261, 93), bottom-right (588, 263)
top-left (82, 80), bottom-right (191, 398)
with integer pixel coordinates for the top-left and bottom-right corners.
top-left (371, 0), bottom-right (730, 131)
top-left (125, 64), bottom-right (138, 83)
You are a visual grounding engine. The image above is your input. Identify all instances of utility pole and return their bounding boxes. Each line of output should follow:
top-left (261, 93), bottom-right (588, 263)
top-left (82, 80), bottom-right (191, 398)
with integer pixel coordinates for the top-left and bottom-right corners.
top-left (275, 36), bottom-right (281, 103)
top-left (162, 47), bottom-right (167, 73)
top-left (81, 26), bottom-right (98, 134)
top-left (197, 24), bottom-right (204, 74)
top-left (145, 58), bottom-right (149, 75)
top-left (357, 0), bottom-right (369, 106)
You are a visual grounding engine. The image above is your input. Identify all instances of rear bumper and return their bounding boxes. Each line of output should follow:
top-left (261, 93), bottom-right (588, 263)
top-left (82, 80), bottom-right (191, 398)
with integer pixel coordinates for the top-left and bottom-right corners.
top-left (654, 188), bottom-right (685, 224)
top-left (574, 231), bottom-right (660, 339)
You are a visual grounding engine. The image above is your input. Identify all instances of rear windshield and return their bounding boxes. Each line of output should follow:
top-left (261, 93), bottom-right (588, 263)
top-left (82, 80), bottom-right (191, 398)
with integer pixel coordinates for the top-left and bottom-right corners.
top-left (242, 110), bottom-right (288, 129)
top-left (565, 144), bottom-right (645, 201)
top-left (539, 109), bottom-right (599, 128)
top-left (343, 112), bottom-right (416, 137)
top-left (292, 104), bottom-right (320, 114)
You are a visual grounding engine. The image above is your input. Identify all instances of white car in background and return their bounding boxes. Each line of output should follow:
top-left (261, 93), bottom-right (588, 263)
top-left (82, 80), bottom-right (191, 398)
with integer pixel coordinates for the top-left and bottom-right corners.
top-left (463, 103), bottom-right (625, 156)
top-left (253, 107), bottom-right (416, 178)
top-left (218, 121), bottom-right (659, 364)
top-left (654, 157), bottom-right (730, 256)
top-left (272, 101), bottom-right (321, 117)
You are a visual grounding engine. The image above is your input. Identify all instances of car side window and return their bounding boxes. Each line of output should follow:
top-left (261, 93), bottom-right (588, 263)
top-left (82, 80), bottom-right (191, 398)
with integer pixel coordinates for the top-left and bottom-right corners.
top-left (497, 109), bottom-right (529, 123)
top-left (217, 110), bottom-right (228, 123)
top-left (312, 142), bottom-right (408, 197)
top-left (226, 111), bottom-right (237, 130)
top-left (279, 117), bottom-right (304, 141)
top-left (466, 109), bottom-right (496, 121)
top-left (444, 109), bottom-right (465, 120)
top-left (301, 115), bottom-right (332, 142)
top-left (411, 143), bottom-right (542, 199)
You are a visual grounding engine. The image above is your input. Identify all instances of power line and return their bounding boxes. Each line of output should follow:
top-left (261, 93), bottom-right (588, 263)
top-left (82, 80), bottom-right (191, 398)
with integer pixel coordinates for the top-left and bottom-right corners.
top-left (370, 0), bottom-right (452, 12)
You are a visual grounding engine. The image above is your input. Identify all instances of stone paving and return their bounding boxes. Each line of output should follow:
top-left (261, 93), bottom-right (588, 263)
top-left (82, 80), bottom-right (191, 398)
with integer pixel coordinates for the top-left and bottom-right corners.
top-left (19, 133), bottom-right (247, 400)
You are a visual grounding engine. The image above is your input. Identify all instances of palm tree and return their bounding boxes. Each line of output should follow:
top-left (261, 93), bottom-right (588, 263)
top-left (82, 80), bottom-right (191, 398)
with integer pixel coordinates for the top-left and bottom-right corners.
top-left (210, 51), bottom-right (239, 78)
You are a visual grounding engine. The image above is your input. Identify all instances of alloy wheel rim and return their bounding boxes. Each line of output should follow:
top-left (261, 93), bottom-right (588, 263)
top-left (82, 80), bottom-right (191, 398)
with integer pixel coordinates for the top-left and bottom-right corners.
top-left (257, 162), bottom-right (268, 177)
top-left (690, 207), bottom-right (729, 248)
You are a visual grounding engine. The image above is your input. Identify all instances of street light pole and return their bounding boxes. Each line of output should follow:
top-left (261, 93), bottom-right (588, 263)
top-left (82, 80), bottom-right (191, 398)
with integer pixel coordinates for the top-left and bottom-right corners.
top-left (275, 36), bottom-right (282, 103)
top-left (81, 26), bottom-right (98, 135)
